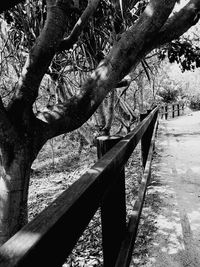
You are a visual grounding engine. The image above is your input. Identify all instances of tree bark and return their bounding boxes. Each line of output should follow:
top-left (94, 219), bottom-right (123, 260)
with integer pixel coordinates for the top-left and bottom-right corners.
top-left (0, 0), bottom-right (200, 245)
top-left (0, 144), bottom-right (32, 243)
top-left (0, 98), bottom-right (48, 243)
top-left (36, 0), bottom-right (178, 137)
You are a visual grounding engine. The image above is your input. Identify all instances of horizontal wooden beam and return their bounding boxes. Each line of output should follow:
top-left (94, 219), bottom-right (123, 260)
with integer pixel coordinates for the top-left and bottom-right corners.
top-left (115, 119), bottom-right (158, 267)
top-left (0, 108), bottom-right (159, 267)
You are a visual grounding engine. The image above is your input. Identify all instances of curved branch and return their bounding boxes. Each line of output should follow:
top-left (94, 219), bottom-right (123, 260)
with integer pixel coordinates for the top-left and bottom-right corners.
top-left (37, 0), bottom-right (177, 138)
top-left (58, 0), bottom-right (100, 52)
top-left (149, 0), bottom-right (200, 49)
top-left (7, 0), bottom-right (73, 118)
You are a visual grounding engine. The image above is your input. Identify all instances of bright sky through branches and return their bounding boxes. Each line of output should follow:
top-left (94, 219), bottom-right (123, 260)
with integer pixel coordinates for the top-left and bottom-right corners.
top-left (174, 0), bottom-right (190, 12)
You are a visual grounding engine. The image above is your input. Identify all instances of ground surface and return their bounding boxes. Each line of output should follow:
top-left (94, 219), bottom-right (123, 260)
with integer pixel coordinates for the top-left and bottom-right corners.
top-left (28, 130), bottom-right (143, 266)
top-left (131, 109), bottom-right (200, 267)
top-left (28, 108), bottom-right (200, 266)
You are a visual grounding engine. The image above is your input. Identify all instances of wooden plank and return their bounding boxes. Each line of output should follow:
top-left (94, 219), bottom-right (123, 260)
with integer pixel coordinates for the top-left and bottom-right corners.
top-left (177, 103), bottom-right (180, 116)
top-left (172, 104), bottom-right (175, 118)
top-left (97, 136), bottom-right (123, 159)
top-left (115, 119), bottom-right (158, 267)
top-left (101, 168), bottom-right (126, 267)
top-left (165, 105), bottom-right (168, 120)
top-left (0, 108), bottom-right (159, 267)
top-left (97, 136), bottom-right (126, 267)
top-left (140, 109), bottom-right (158, 168)
top-left (140, 112), bottom-right (149, 168)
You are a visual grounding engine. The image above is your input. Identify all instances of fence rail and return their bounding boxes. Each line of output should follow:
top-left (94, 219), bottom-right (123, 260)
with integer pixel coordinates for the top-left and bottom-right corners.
top-left (0, 107), bottom-right (159, 267)
top-left (159, 102), bottom-right (185, 120)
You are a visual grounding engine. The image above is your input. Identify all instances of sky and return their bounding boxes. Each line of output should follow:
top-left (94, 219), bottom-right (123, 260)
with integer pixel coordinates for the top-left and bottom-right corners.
top-left (174, 0), bottom-right (190, 12)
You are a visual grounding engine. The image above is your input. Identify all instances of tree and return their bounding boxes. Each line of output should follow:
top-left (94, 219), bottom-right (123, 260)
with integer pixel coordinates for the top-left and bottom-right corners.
top-left (0, 0), bottom-right (200, 244)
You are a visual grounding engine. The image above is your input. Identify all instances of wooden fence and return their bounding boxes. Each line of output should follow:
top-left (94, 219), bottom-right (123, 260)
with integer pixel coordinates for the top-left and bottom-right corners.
top-left (159, 102), bottom-right (185, 120)
top-left (0, 107), bottom-right (159, 267)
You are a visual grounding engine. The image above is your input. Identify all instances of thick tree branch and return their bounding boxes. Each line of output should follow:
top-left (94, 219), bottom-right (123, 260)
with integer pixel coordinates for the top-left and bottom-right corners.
top-left (137, 0), bottom-right (200, 62)
top-left (37, 0), bottom-right (177, 139)
top-left (6, 0), bottom-right (199, 144)
top-left (58, 0), bottom-right (100, 52)
top-left (154, 0), bottom-right (200, 47)
top-left (7, 0), bottom-right (73, 118)
top-left (0, 98), bottom-right (18, 144)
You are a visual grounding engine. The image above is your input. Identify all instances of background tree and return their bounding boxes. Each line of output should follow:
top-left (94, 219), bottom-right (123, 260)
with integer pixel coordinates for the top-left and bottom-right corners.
top-left (0, 0), bottom-right (200, 245)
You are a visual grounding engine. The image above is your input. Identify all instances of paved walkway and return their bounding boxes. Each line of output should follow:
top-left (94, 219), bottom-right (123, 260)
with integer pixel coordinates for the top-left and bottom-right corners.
top-left (132, 109), bottom-right (200, 267)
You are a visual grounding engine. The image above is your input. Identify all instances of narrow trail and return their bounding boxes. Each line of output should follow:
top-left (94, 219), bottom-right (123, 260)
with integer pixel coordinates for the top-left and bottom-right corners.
top-left (132, 110), bottom-right (200, 267)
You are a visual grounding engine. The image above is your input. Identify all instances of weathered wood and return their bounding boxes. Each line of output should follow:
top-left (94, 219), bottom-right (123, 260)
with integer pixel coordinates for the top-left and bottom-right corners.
top-left (160, 102), bottom-right (185, 120)
top-left (172, 104), bottom-right (175, 118)
top-left (165, 105), bottom-right (168, 120)
top-left (115, 119), bottom-right (158, 267)
top-left (0, 107), bottom-right (159, 267)
top-left (177, 103), bottom-right (180, 116)
top-left (159, 106), bottom-right (163, 119)
top-left (97, 136), bottom-right (122, 159)
top-left (100, 169), bottom-right (126, 267)
top-left (97, 136), bottom-right (126, 267)
top-left (140, 112), bottom-right (148, 168)
top-left (140, 108), bottom-right (158, 168)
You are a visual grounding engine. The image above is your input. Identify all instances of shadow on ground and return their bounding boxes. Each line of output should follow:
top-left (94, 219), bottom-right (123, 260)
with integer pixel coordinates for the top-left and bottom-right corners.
top-left (131, 113), bottom-right (200, 267)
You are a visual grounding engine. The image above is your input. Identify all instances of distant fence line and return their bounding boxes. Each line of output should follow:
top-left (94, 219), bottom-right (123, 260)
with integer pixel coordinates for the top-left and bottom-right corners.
top-left (159, 101), bottom-right (185, 120)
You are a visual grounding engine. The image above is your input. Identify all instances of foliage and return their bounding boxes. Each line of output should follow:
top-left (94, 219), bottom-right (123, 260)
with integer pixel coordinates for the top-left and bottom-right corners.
top-left (158, 88), bottom-right (179, 103)
top-left (158, 38), bottom-right (200, 72)
top-left (153, 66), bottom-right (184, 104)
top-left (3, 1), bottom-right (46, 49)
top-left (29, 134), bottom-right (143, 266)
top-left (1, 0), bottom-right (148, 71)
top-left (0, 1), bottom-right (196, 137)
top-left (1, 0), bottom-right (150, 138)
top-left (1, 0), bottom-right (200, 246)
top-left (189, 94), bottom-right (200, 110)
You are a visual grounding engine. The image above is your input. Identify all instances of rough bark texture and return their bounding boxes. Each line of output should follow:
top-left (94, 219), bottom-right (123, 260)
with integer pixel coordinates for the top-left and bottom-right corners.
top-left (0, 151), bottom-right (30, 243)
top-left (0, 0), bottom-right (200, 244)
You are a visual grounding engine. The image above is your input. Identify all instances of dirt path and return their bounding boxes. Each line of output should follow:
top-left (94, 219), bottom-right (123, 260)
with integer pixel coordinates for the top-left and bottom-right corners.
top-left (131, 109), bottom-right (200, 267)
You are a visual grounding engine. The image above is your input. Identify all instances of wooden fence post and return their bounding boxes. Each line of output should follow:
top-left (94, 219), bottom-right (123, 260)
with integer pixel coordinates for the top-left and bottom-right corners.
top-left (140, 110), bottom-right (157, 169)
top-left (177, 103), bottom-right (180, 116)
top-left (140, 113), bottom-right (148, 169)
top-left (182, 103), bottom-right (184, 114)
top-left (172, 104), bottom-right (175, 118)
top-left (160, 106), bottom-right (164, 119)
top-left (96, 136), bottom-right (126, 267)
top-left (140, 112), bottom-right (151, 168)
top-left (165, 105), bottom-right (168, 120)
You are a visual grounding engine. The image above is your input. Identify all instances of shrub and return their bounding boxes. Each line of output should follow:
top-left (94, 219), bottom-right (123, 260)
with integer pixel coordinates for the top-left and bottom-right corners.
top-left (189, 95), bottom-right (200, 110)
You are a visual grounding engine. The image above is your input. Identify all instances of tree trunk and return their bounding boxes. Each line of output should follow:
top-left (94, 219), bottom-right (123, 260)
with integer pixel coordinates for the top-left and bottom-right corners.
top-left (0, 145), bottom-right (33, 244)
